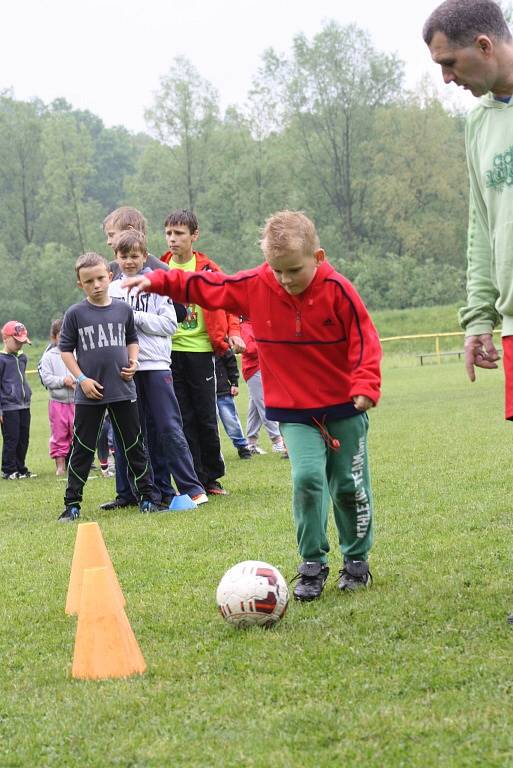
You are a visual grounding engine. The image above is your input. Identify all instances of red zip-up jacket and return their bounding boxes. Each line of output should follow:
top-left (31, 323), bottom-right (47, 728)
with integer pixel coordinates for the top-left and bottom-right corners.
top-left (160, 250), bottom-right (240, 355)
top-left (149, 260), bottom-right (382, 423)
top-left (240, 320), bottom-right (260, 382)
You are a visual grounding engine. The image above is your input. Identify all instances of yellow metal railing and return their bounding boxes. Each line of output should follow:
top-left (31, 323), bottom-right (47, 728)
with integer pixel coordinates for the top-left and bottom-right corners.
top-left (380, 329), bottom-right (502, 364)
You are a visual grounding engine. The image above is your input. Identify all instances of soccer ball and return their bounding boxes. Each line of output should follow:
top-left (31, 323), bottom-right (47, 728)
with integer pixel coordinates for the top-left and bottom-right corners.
top-left (216, 560), bottom-right (289, 628)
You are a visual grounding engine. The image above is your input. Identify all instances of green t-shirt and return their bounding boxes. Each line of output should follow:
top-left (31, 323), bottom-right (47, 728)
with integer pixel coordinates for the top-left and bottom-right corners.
top-left (170, 255), bottom-right (213, 352)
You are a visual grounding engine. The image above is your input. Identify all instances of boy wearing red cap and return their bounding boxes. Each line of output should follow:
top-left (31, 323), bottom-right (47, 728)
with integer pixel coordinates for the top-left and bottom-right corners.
top-left (0, 321), bottom-right (36, 480)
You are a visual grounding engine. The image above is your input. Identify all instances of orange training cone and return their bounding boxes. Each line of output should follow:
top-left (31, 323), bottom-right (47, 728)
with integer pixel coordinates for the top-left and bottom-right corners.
top-left (72, 566), bottom-right (147, 680)
top-left (65, 522), bottom-right (125, 615)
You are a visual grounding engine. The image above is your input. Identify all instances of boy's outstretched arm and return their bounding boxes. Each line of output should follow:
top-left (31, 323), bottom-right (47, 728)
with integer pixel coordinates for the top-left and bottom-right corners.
top-left (123, 267), bottom-right (250, 318)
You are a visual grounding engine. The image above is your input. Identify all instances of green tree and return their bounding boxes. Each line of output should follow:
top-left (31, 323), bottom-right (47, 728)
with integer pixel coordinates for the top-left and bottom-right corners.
top-left (37, 111), bottom-right (103, 254)
top-left (261, 22), bottom-right (404, 254)
top-left (145, 57), bottom-right (219, 209)
top-left (0, 95), bottom-right (44, 253)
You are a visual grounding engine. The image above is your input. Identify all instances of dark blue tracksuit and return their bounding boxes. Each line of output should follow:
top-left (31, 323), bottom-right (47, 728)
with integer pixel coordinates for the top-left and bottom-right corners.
top-left (0, 351), bottom-right (31, 476)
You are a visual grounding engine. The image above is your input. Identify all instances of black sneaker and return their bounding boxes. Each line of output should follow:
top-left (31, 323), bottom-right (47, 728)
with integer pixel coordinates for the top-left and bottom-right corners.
top-left (2, 472), bottom-right (18, 480)
top-left (99, 498), bottom-right (137, 510)
top-left (292, 561), bottom-right (329, 601)
top-left (58, 505), bottom-right (80, 523)
top-left (338, 559), bottom-right (372, 591)
top-left (17, 470), bottom-right (37, 479)
top-left (206, 480), bottom-right (228, 496)
top-left (237, 447), bottom-right (252, 460)
top-left (139, 499), bottom-right (161, 513)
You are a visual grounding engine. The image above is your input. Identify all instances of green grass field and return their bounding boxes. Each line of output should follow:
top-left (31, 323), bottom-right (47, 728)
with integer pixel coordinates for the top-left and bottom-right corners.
top-left (2, 342), bottom-right (513, 767)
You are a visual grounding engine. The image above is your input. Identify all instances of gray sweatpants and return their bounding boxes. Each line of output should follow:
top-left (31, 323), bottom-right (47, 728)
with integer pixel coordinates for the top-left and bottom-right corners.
top-left (246, 370), bottom-right (281, 442)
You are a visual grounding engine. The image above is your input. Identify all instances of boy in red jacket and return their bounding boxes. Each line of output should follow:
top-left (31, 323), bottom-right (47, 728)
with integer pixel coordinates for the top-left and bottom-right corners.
top-left (125, 211), bottom-right (382, 601)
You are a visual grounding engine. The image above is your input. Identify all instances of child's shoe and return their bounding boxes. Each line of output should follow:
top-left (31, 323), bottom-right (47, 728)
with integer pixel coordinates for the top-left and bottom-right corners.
top-left (292, 561), bottom-right (329, 601)
top-left (17, 470), bottom-right (37, 479)
top-left (271, 440), bottom-right (287, 454)
top-left (191, 492), bottom-right (209, 505)
top-left (100, 468), bottom-right (115, 478)
top-left (237, 446), bottom-right (253, 460)
top-left (205, 480), bottom-right (228, 496)
top-left (58, 505), bottom-right (80, 522)
top-left (248, 445), bottom-right (266, 455)
top-left (337, 560), bottom-right (372, 591)
top-left (139, 499), bottom-right (161, 513)
top-left (2, 472), bottom-right (18, 480)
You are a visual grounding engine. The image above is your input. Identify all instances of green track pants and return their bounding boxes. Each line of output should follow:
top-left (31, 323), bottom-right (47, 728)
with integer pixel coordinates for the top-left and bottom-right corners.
top-left (280, 413), bottom-right (373, 564)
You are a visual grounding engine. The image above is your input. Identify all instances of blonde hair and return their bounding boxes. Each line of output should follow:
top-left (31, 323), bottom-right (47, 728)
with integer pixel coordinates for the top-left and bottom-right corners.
top-left (103, 206), bottom-right (148, 236)
top-left (260, 211), bottom-right (320, 260)
top-left (75, 252), bottom-right (109, 279)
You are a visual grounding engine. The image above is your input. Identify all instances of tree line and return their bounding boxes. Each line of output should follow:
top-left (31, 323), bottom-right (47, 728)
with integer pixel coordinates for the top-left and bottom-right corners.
top-left (0, 21), bottom-right (469, 337)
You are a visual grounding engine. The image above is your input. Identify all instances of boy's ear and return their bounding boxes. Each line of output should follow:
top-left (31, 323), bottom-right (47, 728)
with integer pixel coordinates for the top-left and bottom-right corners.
top-left (191, 229), bottom-right (199, 242)
top-left (76, 279), bottom-right (83, 289)
top-left (314, 248), bottom-right (325, 265)
top-left (108, 270), bottom-right (113, 282)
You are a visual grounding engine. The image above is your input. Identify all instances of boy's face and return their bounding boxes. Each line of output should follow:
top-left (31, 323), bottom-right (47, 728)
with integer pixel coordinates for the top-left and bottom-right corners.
top-left (77, 263), bottom-right (112, 304)
top-left (3, 336), bottom-right (24, 354)
top-left (267, 248), bottom-right (324, 295)
top-left (105, 223), bottom-right (123, 250)
top-left (164, 224), bottom-right (198, 262)
top-left (116, 247), bottom-right (147, 276)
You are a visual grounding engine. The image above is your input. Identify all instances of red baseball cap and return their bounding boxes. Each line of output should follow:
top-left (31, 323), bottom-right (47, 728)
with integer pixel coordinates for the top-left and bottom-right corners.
top-left (1, 321), bottom-right (31, 344)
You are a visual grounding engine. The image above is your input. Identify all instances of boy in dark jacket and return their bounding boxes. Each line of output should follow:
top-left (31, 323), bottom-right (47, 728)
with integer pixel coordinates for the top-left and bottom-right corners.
top-left (215, 349), bottom-right (252, 459)
top-left (123, 211), bottom-right (382, 602)
top-left (0, 321), bottom-right (36, 480)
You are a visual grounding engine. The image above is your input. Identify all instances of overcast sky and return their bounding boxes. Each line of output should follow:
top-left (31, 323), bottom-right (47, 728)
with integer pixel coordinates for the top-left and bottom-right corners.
top-left (1, 0), bottom-right (472, 134)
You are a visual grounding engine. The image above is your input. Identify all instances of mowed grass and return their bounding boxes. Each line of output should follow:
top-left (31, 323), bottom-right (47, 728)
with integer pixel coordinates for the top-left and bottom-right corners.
top-left (2, 356), bottom-right (513, 767)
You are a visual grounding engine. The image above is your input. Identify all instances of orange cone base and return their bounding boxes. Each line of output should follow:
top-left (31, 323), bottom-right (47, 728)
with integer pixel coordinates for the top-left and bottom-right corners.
top-left (66, 522), bottom-right (125, 615)
top-left (72, 566), bottom-right (146, 680)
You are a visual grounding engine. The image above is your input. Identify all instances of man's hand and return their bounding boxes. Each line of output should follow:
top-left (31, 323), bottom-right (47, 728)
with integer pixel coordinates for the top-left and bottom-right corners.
top-left (228, 335), bottom-right (245, 353)
top-left (353, 395), bottom-right (374, 412)
top-left (80, 378), bottom-right (104, 400)
top-left (120, 359), bottom-right (139, 381)
top-left (464, 333), bottom-right (499, 382)
top-left (121, 275), bottom-right (151, 296)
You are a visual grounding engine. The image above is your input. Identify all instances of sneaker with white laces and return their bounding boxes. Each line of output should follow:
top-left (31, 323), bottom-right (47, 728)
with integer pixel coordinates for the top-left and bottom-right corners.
top-left (100, 468), bottom-right (115, 478)
top-left (271, 441), bottom-right (287, 454)
top-left (17, 470), bottom-right (37, 478)
top-left (2, 472), bottom-right (18, 480)
top-left (248, 445), bottom-right (266, 455)
top-left (292, 561), bottom-right (330, 601)
top-left (337, 559), bottom-right (372, 591)
top-left (191, 492), bottom-right (209, 505)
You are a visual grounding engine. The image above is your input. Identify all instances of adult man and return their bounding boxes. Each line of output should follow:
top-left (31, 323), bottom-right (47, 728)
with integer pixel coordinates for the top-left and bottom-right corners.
top-left (424, 0), bottom-right (513, 620)
top-left (425, 1), bottom-right (513, 383)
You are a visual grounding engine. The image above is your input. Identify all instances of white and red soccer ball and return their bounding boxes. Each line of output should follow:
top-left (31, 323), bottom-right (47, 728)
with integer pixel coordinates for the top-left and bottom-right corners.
top-left (216, 560), bottom-right (289, 628)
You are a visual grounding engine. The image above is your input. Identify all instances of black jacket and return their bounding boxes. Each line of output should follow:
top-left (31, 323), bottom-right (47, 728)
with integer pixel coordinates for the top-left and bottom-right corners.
top-left (215, 349), bottom-right (239, 397)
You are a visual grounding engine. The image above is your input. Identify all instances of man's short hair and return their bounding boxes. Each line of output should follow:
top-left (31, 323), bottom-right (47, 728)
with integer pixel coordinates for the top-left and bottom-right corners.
top-left (423, 0), bottom-right (511, 47)
top-left (75, 252), bottom-right (109, 279)
top-left (260, 211), bottom-right (320, 260)
top-left (164, 209), bottom-right (199, 234)
top-left (103, 206), bottom-right (148, 236)
top-left (112, 229), bottom-right (147, 256)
